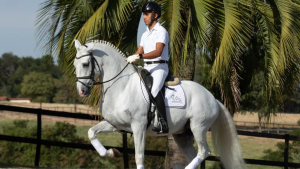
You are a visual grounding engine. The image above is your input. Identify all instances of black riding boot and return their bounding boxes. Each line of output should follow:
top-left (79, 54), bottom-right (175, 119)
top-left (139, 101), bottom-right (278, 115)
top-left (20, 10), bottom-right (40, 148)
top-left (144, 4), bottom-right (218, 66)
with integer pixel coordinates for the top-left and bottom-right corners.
top-left (152, 91), bottom-right (169, 134)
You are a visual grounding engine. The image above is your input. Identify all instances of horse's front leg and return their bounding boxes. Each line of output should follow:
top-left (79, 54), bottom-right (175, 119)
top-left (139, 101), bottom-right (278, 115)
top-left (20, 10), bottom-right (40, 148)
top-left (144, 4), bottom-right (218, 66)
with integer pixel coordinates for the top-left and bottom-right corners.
top-left (88, 120), bottom-right (121, 158)
top-left (132, 122), bottom-right (147, 169)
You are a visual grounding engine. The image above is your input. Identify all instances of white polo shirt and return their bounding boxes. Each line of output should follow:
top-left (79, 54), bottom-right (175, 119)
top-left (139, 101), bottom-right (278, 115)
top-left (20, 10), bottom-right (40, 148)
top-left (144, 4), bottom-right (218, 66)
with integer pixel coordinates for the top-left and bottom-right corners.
top-left (139, 22), bottom-right (169, 62)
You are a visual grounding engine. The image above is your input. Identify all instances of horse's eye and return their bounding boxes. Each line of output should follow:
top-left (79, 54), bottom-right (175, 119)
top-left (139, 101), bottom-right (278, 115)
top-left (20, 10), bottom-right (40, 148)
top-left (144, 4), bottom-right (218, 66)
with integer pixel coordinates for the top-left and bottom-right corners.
top-left (82, 63), bottom-right (89, 67)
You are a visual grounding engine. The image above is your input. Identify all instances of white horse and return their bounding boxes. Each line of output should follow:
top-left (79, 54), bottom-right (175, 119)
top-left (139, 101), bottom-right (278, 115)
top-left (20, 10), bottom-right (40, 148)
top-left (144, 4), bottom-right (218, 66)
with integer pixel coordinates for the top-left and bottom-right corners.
top-left (73, 40), bottom-right (246, 169)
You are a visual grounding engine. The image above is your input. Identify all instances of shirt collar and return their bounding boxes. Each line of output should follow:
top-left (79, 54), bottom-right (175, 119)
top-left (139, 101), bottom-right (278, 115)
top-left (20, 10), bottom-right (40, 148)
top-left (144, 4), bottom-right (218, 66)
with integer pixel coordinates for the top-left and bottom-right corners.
top-left (146, 22), bottom-right (161, 32)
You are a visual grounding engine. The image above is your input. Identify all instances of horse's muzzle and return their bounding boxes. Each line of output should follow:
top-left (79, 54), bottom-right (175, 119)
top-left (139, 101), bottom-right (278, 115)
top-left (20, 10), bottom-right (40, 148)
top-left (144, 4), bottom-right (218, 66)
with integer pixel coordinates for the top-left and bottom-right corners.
top-left (79, 88), bottom-right (91, 97)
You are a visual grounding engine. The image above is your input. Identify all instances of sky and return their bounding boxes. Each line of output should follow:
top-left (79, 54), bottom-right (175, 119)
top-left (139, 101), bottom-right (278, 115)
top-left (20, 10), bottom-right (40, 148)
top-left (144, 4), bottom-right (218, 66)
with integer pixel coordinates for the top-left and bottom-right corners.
top-left (0, 0), bottom-right (145, 59)
top-left (0, 0), bottom-right (41, 58)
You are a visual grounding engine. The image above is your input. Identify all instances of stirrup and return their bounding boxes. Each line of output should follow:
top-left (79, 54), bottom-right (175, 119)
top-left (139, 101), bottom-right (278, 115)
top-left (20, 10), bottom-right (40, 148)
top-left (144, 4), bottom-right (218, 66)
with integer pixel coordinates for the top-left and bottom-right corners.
top-left (152, 119), bottom-right (169, 134)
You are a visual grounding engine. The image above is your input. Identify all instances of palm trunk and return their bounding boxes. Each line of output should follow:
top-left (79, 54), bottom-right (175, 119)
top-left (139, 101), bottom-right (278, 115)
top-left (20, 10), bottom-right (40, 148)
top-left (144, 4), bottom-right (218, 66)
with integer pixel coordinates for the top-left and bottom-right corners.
top-left (166, 135), bottom-right (188, 169)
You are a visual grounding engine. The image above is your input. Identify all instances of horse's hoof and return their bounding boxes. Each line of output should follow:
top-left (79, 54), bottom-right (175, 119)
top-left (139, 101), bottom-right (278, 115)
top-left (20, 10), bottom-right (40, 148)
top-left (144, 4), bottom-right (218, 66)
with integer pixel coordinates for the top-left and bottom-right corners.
top-left (106, 148), bottom-right (121, 158)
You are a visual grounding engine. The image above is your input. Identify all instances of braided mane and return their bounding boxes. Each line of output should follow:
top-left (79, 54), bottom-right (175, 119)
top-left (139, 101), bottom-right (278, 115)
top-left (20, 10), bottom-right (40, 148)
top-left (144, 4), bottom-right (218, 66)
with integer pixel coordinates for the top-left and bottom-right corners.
top-left (90, 40), bottom-right (127, 58)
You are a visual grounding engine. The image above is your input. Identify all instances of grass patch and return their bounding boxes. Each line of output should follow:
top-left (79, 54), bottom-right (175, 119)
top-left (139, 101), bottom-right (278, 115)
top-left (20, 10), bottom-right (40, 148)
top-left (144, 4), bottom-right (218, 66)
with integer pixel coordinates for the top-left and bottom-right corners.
top-left (0, 162), bottom-right (34, 168)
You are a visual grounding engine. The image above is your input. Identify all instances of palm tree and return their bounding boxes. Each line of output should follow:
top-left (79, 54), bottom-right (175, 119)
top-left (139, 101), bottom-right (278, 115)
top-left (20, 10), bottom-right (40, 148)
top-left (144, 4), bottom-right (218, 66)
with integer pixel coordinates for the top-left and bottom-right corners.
top-left (36, 0), bottom-right (300, 168)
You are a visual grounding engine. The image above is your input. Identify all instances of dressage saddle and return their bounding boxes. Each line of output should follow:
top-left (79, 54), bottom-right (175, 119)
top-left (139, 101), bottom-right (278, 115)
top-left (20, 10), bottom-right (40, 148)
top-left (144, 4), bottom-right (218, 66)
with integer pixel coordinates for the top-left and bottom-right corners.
top-left (139, 67), bottom-right (179, 133)
top-left (139, 67), bottom-right (180, 92)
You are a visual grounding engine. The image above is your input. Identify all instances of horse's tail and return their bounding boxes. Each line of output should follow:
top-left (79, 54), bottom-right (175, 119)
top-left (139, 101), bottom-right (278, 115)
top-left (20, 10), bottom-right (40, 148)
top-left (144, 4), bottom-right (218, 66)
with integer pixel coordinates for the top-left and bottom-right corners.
top-left (210, 100), bottom-right (246, 169)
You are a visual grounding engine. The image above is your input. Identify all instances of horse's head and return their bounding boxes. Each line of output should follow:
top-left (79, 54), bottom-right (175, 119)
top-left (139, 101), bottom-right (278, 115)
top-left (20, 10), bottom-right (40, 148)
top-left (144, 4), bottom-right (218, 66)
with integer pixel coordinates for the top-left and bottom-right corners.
top-left (73, 39), bottom-right (98, 97)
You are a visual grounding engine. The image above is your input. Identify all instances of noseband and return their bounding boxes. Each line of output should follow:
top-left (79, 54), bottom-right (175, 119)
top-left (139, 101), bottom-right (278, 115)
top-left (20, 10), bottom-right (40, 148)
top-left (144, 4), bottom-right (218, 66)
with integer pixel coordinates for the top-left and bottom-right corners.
top-left (75, 49), bottom-right (129, 89)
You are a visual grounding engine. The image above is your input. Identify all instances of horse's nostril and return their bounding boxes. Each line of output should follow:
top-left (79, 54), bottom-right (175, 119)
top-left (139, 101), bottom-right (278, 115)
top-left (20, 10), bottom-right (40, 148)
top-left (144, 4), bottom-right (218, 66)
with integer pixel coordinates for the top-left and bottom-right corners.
top-left (82, 89), bottom-right (85, 94)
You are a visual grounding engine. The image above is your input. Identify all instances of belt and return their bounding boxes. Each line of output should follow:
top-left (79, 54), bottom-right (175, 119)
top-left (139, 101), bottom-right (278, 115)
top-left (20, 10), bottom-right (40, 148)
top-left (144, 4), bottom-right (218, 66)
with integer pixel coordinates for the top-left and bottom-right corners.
top-left (144, 60), bottom-right (168, 64)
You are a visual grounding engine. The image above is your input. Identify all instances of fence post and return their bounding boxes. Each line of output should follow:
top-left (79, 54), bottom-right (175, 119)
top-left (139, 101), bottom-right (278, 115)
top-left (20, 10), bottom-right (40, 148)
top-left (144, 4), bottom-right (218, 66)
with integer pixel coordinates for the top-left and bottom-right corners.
top-left (201, 160), bottom-right (205, 169)
top-left (123, 133), bottom-right (129, 169)
top-left (34, 111), bottom-right (42, 167)
top-left (220, 162), bottom-right (225, 169)
top-left (284, 134), bottom-right (289, 169)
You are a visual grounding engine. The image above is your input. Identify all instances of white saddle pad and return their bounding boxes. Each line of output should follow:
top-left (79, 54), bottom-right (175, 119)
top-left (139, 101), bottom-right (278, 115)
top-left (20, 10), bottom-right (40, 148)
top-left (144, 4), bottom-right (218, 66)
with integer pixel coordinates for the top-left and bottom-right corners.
top-left (141, 80), bottom-right (186, 108)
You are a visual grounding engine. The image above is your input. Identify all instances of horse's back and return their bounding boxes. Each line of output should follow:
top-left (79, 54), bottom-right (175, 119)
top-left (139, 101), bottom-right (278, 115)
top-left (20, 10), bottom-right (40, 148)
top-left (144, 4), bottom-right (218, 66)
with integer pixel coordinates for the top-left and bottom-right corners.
top-left (180, 80), bottom-right (219, 120)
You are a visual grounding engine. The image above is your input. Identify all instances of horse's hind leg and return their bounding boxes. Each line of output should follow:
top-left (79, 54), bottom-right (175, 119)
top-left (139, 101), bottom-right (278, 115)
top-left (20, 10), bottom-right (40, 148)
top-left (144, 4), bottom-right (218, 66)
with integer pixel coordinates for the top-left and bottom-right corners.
top-left (172, 130), bottom-right (197, 163)
top-left (185, 122), bottom-right (211, 169)
top-left (88, 120), bottom-right (120, 158)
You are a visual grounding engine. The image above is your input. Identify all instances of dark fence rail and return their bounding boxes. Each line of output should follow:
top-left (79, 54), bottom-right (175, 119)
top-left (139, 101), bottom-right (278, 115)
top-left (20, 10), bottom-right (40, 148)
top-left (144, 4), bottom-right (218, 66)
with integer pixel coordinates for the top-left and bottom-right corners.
top-left (235, 121), bottom-right (300, 135)
top-left (235, 120), bottom-right (300, 129)
top-left (0, 104), bottom-right (300, 169)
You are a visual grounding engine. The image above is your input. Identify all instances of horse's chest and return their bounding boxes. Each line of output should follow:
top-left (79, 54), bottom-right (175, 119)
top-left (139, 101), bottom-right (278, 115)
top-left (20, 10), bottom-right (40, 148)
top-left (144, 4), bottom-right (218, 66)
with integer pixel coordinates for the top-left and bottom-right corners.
top-left (101, 107), bottom-right (132, 128)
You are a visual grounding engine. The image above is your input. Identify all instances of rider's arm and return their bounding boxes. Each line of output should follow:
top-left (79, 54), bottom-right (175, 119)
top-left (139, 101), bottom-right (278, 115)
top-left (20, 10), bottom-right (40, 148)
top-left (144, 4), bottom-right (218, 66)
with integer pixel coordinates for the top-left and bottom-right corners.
top-left (140, 43), bottom-right (164, 59)
top-left (134, 46), bottom-right (144, 55)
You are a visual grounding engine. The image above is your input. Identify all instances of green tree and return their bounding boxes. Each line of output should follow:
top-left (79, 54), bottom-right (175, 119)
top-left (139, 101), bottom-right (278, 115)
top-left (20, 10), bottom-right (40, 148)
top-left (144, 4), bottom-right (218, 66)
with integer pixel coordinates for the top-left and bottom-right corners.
top-left (53, 75), bottom-right (82, 112)
top-left (53, 75), bottom-right (80, 104)
top-left (21, 72), bottom-right (56, 102)
top-left (283, 85), bottom-right (300, 113)
top-left (0, 54), bottom-right (62, 98)
top-left (241, 71), bottom-right (279, 132)
top-left (0, 53), bottom-right (20, 97)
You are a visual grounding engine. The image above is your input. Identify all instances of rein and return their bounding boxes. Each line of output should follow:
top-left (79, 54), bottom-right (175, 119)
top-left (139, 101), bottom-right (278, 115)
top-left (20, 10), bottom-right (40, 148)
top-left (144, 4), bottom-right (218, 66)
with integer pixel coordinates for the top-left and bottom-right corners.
top-left (96, 62), bottom-right (129, 85)
top-left (76, 52), bottom-right (129, 88)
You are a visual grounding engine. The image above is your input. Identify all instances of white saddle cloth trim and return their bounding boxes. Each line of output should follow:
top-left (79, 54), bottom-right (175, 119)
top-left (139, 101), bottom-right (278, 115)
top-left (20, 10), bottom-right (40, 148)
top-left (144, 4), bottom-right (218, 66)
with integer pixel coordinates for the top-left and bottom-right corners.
top-left (141, 80), bottom-right (186, 108)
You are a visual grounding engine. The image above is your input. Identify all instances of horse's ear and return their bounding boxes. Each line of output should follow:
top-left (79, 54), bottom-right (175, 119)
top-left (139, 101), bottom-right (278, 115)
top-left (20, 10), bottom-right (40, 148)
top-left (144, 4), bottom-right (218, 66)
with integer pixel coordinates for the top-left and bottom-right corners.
top-left (74, 39), bottom-right (81, 49)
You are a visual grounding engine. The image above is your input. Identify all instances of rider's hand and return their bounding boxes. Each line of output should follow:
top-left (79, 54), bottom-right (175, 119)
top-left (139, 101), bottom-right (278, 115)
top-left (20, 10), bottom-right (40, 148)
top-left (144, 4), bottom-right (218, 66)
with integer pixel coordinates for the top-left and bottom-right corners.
top-left (126, 54), bottom-right (140, 63)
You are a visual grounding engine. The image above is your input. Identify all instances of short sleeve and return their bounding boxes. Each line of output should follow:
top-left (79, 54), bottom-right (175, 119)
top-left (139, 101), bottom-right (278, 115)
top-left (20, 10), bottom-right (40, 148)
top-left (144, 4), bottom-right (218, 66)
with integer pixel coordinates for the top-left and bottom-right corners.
top-left (155, 29), bottom-right (168, 45)
top-left (140, 33), bottom-right (146, 47)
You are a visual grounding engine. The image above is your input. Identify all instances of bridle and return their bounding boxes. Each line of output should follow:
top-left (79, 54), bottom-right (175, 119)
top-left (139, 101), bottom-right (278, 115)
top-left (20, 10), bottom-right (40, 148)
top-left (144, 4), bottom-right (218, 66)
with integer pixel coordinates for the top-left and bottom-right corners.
top-left (75, 47), bottom-right (129, 89)
top-left (75, 52), bottom-right (100, 89)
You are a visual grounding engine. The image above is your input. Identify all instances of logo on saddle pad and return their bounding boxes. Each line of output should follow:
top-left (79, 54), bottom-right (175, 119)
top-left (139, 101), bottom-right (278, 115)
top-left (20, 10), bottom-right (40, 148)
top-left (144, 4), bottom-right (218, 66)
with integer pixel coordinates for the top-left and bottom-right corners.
top-left (170, 95), bottom-right (182, 103)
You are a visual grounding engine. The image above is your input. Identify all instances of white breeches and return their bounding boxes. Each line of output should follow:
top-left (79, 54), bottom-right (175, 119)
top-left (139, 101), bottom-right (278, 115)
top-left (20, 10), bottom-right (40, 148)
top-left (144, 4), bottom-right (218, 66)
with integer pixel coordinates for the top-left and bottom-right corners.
top-left (144, 63), bottom-right (169, 97)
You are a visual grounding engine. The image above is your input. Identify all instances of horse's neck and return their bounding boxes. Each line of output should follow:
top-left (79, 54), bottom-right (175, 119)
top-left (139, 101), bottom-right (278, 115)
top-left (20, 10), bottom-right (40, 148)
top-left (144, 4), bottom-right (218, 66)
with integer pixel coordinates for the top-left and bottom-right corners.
top-left (94, 47), bottom-right (137, 98)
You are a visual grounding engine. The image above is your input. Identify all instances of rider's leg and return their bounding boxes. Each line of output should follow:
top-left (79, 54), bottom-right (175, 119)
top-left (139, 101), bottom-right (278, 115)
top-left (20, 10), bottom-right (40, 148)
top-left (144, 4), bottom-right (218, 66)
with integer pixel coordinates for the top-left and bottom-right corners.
top-left (152, 91), bottom-right (169, 133)
top-left (88, 120), bottom-right (121, 158)
top-left (149, 66), bottom-right (169, 133)
top-left (148, 64), bottom-right (169, 97)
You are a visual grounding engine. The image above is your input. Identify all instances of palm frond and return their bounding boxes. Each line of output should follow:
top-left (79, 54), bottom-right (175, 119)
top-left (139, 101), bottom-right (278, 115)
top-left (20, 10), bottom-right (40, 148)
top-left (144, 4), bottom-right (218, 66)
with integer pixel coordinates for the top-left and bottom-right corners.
top-left (275, 0), bottom-right (300, 102)
top-left (181, 8), bottom-right (192, 65)
top-left (250, 0), bottom-right (281, 110)
top-left (118, 0), bottom-right (147, 55)
top-left (191, 0), bottom-right (215, 46)
top-left (72, 0), bottom-right (109, 43)
top-left (212, 0), bottom-right (252, 75)
top-left (73, 0), bottom-right (132, 44)
top-left (160, 0), bottom-right (185, 74)
top-left (209, 0), bottom-right (253, 112)
top-left (275, 0), bottom-right (300, 77)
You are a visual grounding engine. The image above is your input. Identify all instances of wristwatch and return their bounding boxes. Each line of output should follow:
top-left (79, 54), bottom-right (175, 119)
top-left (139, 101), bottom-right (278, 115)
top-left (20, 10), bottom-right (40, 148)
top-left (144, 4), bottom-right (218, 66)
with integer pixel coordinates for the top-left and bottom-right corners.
top-left (139, 54), bottom-right (143, 59)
